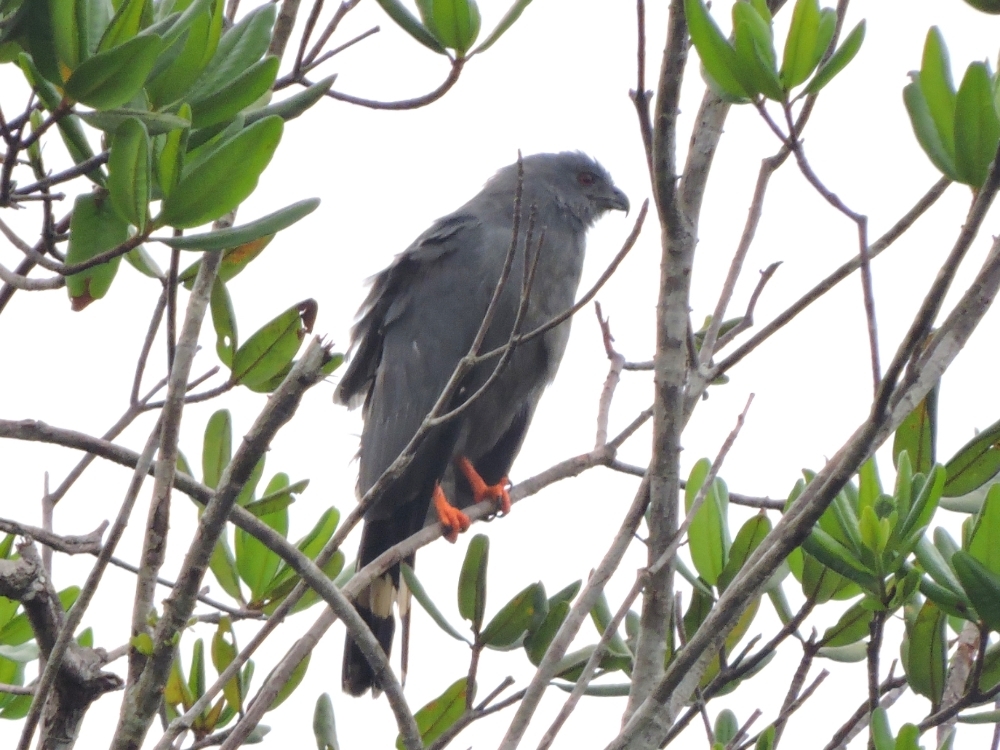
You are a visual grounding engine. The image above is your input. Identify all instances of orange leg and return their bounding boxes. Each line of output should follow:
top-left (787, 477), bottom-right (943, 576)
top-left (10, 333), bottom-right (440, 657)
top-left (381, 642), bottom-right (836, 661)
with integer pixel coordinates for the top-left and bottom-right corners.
top-left (456, 457), bottom-right (512, 516)
top-left (433, 484), bottom-right (471, 543)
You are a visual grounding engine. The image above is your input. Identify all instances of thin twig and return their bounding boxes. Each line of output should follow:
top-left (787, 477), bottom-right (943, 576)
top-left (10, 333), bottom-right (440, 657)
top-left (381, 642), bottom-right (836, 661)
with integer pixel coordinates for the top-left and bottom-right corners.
top-left (595, 301), bottom-right (625, 449)
top-left (325, 58), bottom-right (464, 110)
top-left (15, 421), bottom-right (161, 750)
top-left (536, 396), bottom-right (753, 750)
top-left (713, 177), bottom-right (950, 379)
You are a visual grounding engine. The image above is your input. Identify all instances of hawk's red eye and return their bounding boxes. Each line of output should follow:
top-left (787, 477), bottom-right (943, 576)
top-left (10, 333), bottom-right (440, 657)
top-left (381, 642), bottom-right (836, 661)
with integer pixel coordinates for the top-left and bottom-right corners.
top-left (577, 172), bottom-right (596, 186)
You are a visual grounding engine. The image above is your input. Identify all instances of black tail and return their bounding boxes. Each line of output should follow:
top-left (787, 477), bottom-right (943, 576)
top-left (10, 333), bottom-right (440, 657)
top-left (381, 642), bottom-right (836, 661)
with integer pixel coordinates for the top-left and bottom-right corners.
top-left (342, 603), bottom-right (396, 696)
top-left (342, 500), bottom-right (426, 697)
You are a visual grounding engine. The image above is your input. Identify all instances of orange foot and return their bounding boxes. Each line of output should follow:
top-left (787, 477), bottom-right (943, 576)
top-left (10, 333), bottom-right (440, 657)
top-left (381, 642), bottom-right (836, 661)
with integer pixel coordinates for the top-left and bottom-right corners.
top-left (456, 457), bottom-right (512, 516)
top-left (433, 484), bottom-right (471, 543)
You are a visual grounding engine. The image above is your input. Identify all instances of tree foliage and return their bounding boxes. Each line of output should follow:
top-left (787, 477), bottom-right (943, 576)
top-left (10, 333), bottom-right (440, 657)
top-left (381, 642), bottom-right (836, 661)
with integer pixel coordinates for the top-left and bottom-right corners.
top-left (2, 0), bottom-right (1000, 749)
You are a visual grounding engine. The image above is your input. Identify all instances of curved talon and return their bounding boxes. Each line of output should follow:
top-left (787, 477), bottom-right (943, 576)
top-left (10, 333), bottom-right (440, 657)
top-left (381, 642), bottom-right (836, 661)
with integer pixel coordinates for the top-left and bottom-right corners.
top-left (457, 457), bottom-right (512, 516)
top-left (433, 485), bottom-right (471, 543)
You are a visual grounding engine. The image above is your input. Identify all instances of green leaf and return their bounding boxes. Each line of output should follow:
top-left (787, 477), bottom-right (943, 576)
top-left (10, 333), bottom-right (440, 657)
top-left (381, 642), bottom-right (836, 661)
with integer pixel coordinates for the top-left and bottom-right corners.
top-left (913, 536), bottom-right (966, 601)
top-left (65, 192), bottom-right (129, 310)
top-left (374, 0), bottom-right (445, 53)
top-left (190, 55), bottom-right (279, 128)
top-left (894, 451), bottom-right (914, 522)
top-left (211, 619), bottom-right (242, 712)
top-left (155, 198), bottom-right (319, 251)
top-left (684, 0), bottom-right (748, 101)
top-left (718, 512), bottom-right (771, 591)
top-left (524, 600), bottom-right (569, 665)
top-left (98, 0), bottom-right (149, 52)
top-left (236, 474), bottom-right (289, 601)
top-left (732, 1), bottom-right (781, 100)
top-left (858, 458), bottom-right (882, 516)
top-left (397, 678), bottom-right (467, 750)
top-left (202, 409), bottom-right (232, 490)
top-left (78, 108), bottom-right (190, 135)
top-left (683, 583), bottom-right (714, 641)
top-left (230, 299), bottom-right (315, 389)
top-left (400, 564), bottom-right (469, 643)
top-left (953, 550), bottom-right (1000, 630)
top-left (590, 591), bottom-right (630, 659)
top-left (967, 484), bottom-right (1000, 574)
top-left (954, 61), bottom-right (1000, 188)
top-left (481, 582), bottom-right (546, 649)
top-left (158, 115), bottom-right (284, 228)
top-left (49, 0), bottom-right (84, 71)
top-left (920, 28), bottom-right (957, 161)
top-left (801, 527), bottom-right (880, 594)
top-left (146, 0), bottom-right (224, 106)
top-left (471, 0), bottom-right (532, 54)
top-left (107, 117), bottom-right (151, 228)
top-left (548, 580), bottom-right (581, 608)
top-left (871, 708), bottom-right (895, 750)
top-left (0, 587), bottom-right (79, 646)
top-left (18, 53), bottom-right (100, 180)
top-left (917, 570), bottom-right (975, 620)
top-left (893, 391), bottom-right (936, 475)
top-left (904, 79), bottom-right (960, 179)
top-left (755, 726), bottom-right (775, 750)
top-left (898, 465), bottom-right (945, 549)
top-left (957, 709), bottom-right (1000, 724)
top-left (781, 0), bottom-right (820, 90)
top-left (185, 3), bottom-right (275, 104)
top-left (209, 535), bottom-right (243, 602)
top-left (686, 459), bottom-right (730, 585)
top-left (244, 478), bottom-right (304, 516)
top-left (154, 103), bottom-right (191, 199)
top-left (179, 234), bottom-right (275, 289)
top-left (552, 680), bottom-right (630, 697)
top-left (817, 641), bottom-right (869, 662)
top-left (313, 693), bottom-right (340, 750)
top-left (64, 34), bottom-right (163, 109)
top-left (132, 632), bottom-right (154, 656)
top-left (426, 0), bottom-right (480, 54)
top-left (904, 599), bottom-right (946, 704)
top-left (267, 652), bottom-right (309, 710)
top-left (714, 709), bottom-right (739, 746)
top-left (245, 75), bottom-right (335, 124)
top-left (210, 277), bottom-right (237, 366)
top-left (457, 533), bottom-right (488, 632)
top-left (804, 19), bottom-right (864, 95)
top-left (820, 601), bottom-right (872, 647)
top-left (943, 416), bottom-right (1000, 497)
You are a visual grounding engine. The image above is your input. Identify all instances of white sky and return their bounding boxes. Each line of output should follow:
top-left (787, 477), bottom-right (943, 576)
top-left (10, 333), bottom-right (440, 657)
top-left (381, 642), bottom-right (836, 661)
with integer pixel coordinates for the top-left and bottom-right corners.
top-left (4, 0), bottom-right (1000, 748)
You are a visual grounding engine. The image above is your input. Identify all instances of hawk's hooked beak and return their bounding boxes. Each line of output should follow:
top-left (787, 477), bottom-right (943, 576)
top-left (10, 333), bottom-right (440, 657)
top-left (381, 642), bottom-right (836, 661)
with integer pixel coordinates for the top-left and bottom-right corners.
top-left (605, 186), bottom-right (630, 215)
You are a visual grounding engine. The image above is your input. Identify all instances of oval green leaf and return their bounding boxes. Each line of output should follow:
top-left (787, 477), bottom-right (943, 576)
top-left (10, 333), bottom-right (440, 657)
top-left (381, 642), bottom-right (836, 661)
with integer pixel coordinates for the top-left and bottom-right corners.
top-left (156, 198), bottom-right (319, 251)
top-left (481, 582), bottom-right (546, 649)
top-left (684, 0), bottom-right (748, 100)
top-left (804, 19), bottom-right (864, 95)
top-left (904, 599), bottom-right (946, 704)
top-left (64, 34), bottom-right (164, 109)
top-left (158, 115), bottom-right (284, 228)
top-left (107, 117), bottom-right (151, 228)
top-left (457, 533), bottom-right (488, 631)
top-left (65, 192), bottom-right (129, 310)
top-left (190, 55), bottom-right (279, 129)
top-left (230, 299), bottom-right (315, 389)
top-left (953, 61), bottom-right (1000, 188)
top-left (397, 678), bottom-right (467, 750)
top-left (943, 416), bottom-right (1000, 497)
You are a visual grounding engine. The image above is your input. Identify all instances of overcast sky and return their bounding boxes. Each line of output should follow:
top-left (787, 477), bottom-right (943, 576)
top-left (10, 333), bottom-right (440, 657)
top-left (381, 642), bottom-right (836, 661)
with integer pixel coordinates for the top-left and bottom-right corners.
top-left (4, 1), bottom-right (1000, 748)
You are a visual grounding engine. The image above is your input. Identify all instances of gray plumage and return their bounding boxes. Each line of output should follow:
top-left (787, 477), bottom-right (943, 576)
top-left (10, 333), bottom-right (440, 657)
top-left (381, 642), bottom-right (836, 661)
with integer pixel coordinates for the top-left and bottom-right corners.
top-left (336, 152), bottom-right (628, 696)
